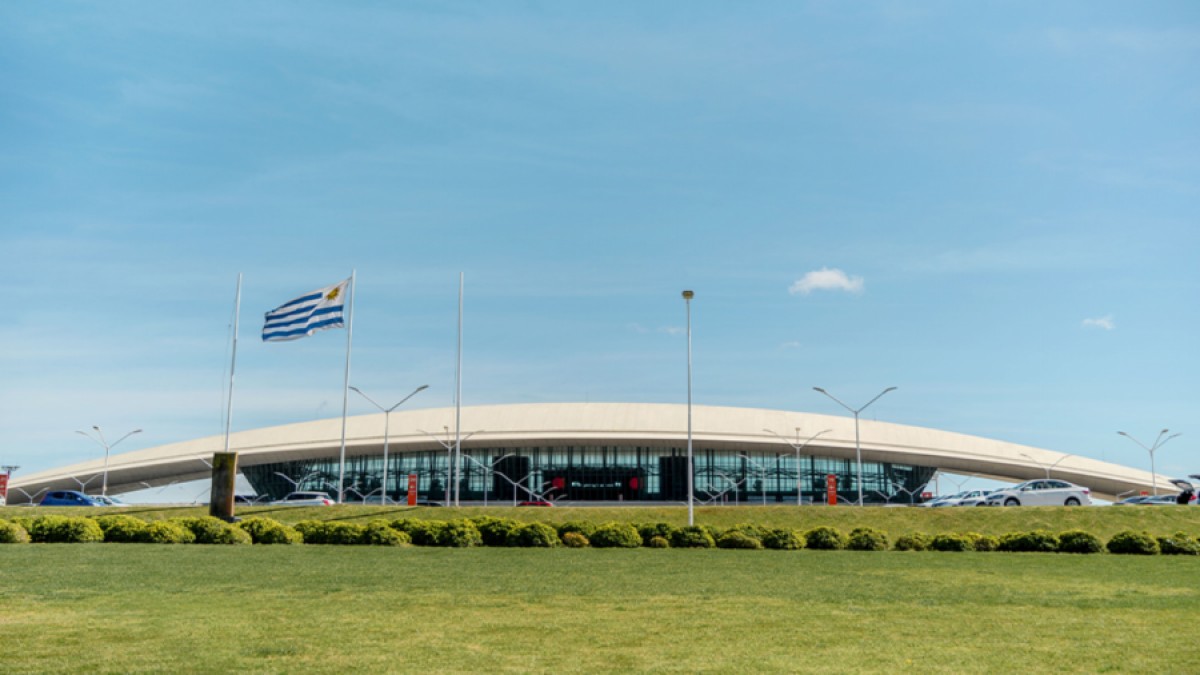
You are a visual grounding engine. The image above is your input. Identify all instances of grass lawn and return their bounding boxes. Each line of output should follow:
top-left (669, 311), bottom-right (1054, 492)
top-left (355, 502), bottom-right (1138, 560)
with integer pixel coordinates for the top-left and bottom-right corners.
top-left (2, 545), bottom-right (1197, 673)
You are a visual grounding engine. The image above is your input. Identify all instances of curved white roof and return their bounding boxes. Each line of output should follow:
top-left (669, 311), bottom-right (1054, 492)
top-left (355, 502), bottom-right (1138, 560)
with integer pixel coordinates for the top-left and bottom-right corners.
top-left (12, 402), bottom-right (1162, 500)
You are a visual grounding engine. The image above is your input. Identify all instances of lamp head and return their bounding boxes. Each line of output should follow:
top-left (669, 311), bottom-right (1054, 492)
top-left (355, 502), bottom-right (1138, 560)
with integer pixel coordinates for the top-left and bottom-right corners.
top-left (681, 290), bottom-right (694, 300)
top-left (813, 387), bottom-right (826, 394)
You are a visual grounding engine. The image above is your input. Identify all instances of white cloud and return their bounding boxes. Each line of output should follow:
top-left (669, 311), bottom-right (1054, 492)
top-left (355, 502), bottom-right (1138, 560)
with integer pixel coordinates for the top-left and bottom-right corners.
top-left (1082, 315), bottom-right (1115, 331)
top-left (780, 341), bottom-right (802, 350)
top-left (788, 268), bottom-right (864, 295)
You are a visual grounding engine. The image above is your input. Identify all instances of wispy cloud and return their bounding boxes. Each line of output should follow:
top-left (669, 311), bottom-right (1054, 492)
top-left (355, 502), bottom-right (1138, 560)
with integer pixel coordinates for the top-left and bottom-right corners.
top-left (788, 268), bottom-right (864, 295)
top-left (1082, 315), bottom-right (1115, 331)
top-left (780, 341), bottom-right (802, 350)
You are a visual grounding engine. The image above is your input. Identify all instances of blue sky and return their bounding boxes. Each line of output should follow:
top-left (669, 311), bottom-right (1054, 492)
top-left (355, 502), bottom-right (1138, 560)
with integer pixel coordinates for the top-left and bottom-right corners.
top-left (2, 1), bottom-right (1197, 491)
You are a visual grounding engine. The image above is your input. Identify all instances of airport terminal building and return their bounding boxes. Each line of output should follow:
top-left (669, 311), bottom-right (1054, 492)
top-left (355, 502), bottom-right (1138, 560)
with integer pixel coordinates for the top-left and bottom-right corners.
top-left (12, 403), bottom-right (1161, 504)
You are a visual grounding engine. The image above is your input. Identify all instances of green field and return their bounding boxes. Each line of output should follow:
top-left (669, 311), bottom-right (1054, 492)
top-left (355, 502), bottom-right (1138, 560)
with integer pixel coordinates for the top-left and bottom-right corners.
top-left (2, 545), bottom-right (1197, 673)
top-left (3, 505), bottom-right (1199, 673)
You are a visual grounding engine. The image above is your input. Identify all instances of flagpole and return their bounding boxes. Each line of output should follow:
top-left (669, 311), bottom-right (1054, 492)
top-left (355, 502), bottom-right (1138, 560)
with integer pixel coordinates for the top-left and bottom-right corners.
top-left (338, 270), bottom-right (356, 504)
top-left (223, 273), bottom-right (242, 454)
top-left (453, 272), bottom-right (463, 506)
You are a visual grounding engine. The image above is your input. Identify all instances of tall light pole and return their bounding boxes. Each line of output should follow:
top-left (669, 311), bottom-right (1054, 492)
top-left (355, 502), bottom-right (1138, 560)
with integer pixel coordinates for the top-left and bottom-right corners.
top-left (1019, 452), bottom-right (1074, 480)
top-left (350, 384), bottom-right (428, 504)
top-left (682, 290), bottom-right (695, 526)
top-left (1117, 429), bottom-right (1180, 496)
top-left (419, 427), bottom-right (480, 504)
top-left (764, 428), bottom-right (832, 505)
top-left (812, 386), bottom-right (897, 506)
top-left (75, 426), bottom-right (142, 497)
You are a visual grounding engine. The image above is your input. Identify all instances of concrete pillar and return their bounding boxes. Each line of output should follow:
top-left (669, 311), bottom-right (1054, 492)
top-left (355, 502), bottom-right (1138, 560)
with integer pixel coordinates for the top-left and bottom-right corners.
top-left (209, 452), bottom-right (238, 522)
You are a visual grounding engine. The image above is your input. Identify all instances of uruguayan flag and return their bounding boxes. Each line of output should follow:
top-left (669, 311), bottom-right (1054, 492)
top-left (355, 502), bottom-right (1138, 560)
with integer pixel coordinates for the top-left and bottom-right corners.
top-left (263, 279), bottom-right (349, 342)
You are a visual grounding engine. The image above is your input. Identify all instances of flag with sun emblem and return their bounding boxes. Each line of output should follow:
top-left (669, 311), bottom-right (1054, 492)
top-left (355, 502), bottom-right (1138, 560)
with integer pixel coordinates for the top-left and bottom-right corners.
top-left (262, 278), bottom-right (350, 342)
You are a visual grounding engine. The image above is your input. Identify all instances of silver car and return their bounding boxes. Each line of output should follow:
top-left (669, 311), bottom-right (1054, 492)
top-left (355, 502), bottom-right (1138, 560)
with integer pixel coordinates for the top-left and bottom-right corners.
top-left (984, 479), bottom-right (1091, 507)
top-left (272, 491), bottom-right (334, 506)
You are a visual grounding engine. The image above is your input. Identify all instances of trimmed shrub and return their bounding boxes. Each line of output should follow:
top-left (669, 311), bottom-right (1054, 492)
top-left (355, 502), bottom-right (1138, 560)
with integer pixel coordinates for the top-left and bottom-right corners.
top-left (1107, 530), bottom-right (1159, 555)
top-left (893, 532), bottom-right (931, 551)
top-left (364, 520), bottom-right (409, 546)
top-left (141, 520), bottom-right (195, 544)
top-left (647, 535), bottom-right (670, 549)
top-left (997, 530), bottom-right (1059, 553)
top-left (804, 526), bottom-right (846, 551)
top-left (438, 520), bottom-right (483, 548)
top-left (929, 533), bottom-right (975, 552)
top-left (1057, 530), bottom-right (1103, 554)
top-left (94, 514), bottom-right (149, 543)
top-left (401, 520), bottom-right (445, 546)
top-left (724, 523), bottom-right (770, 540)
top-left (562, 531), bottom-right (590, 548)
top-left (1156, 532), bottom-right (1199, 556)
top-left (590, 522), bottom-right (642, 548)
top-left (556, 520), bottom-right (598, 540)
top-left (716, 531), bottom-right (764, 550)
top-left (9, 516), bottom-right (34, 533)
top-left (669, 526), bottom-right (715, 549)
top-left (972, 534), bottom-right (999, 552)
top-left (761, 528), bottom-right (805, 551)
top-left (636, 522), bottom-right (678, 546)
top-left (29, 516), bottom-right (105, 543)
top-left (172, 517), bottom-right (252, 545)
top-left (472, 517), bottom-right (522, 547)
top-left (238, 517), bottom-right (302, 545)
top-left (847, 527), bottom-right (889, 552)
top-left (0, 520), bottom-right (31, 544)
top-left (507, 522), bottom-right (560, 548)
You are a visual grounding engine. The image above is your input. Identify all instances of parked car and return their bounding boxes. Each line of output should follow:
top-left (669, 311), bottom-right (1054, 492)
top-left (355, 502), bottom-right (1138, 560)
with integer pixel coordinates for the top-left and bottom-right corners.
top-left (956, 490), bottom-right (994, 507)
top-left (91, 495), bottom-right (131, 507)
top-left (934, 490), bottom-right (991, 507)
top-left (984, 479), bottom-right (1092, 507)
top-left (919, 492), bottom-right (964, 507)
top-left (39, 490), bottom-right (103, 507)
top-left (1114, 495), bottom-right (1152, 506)
top-left (1138, 494), bottom-right (1180, 506)
top-left (272, 491), bottom-right (334, 506)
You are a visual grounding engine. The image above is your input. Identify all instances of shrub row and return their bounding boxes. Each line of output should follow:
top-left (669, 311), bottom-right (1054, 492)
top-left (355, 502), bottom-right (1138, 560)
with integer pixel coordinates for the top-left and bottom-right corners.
top-left (1, 516), bottom-right (1196, 555)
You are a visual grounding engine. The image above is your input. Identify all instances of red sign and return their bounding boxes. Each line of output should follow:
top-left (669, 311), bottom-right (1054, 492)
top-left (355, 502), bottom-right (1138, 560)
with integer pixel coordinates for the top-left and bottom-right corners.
top-left (921, 492), bottom-right (933, 500)
top-left (825, 474), bottom-right (838, 506)
top-left (0, 473), bottom-right (8, 502)
top-left (406, 473), bottom-right (419, 506)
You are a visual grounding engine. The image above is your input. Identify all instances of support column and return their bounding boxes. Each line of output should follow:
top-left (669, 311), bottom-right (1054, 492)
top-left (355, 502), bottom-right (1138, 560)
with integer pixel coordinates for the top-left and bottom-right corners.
top-left (209, 452), bottom-right (238, 522)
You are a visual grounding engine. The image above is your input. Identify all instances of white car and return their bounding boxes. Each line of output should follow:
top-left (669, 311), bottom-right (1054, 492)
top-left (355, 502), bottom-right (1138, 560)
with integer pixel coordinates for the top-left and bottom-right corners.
top-left (919, 492), bottom-right (964, 507)
top-left (91, 495), bottom-right (132, 507)
top-left (272, 491), bottom-right (334, 506)
top-left (956, 490), bottom-right (994, 507)
top-left (984, 479), bottom-right (1091, 507)
top-left (933, 489), bottom-right (991, 507)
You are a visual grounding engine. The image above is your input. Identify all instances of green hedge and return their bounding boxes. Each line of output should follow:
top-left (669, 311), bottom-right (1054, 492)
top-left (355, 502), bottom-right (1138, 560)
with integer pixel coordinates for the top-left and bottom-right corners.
top-left (142, 520), bottom-right (195, 544)
top-left (761, 528), bottom-right (805, 550)
top-left (997, 530), bottom-right (1059, 553)
top-left (172, 517), bottom-right (252, 545)
top-left (1058, 530), bottom-right (1103, 554)
top-left (507, 522), bottom-right (560, 548)
top-left (238, 517), bottom-right (302, 545)
top-left (1157, 532), bottom-right (1200, 556)
top-left (669, 526), bottom-right (715, 549)
top-left (590, 522), bottom-right (642, 548)
top-left (94, 514), bottom-right (149, 543)
top-left (804, 526), bottom-right (846, 551)
top-left (716, 531), bottom-right (763, 550)
top-left (28, 516), bottom-right (104, 543)
top-left (847, 527), bottom-right (889, 551)
top-left (0, 520), bottom-right (31, 544)
top-left (562, 531), bottom-right (590, 548)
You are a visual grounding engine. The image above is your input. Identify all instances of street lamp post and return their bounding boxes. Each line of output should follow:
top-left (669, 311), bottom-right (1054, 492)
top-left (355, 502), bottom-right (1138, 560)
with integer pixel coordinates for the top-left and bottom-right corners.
top-left (1019, 452), bottom-right (1074, 480)
top-left (350, 384), bottom-right (428, 504)
top-left (682, 290), bottom-right (695, 526)
top-left (764, 428), bottom-right (832, 506)
top-left (737, 454), bottom-right (771, 504)
top-left (457, 452), bottom-right (514, 506)
top-left (1117, 429), bottom-right (1181, 496)
top-left (75, 427), bottom-right (142, 497)
top-left (419, 427), bottom-right (480, 504)
top-left (812, 386), bottom-right (897, 506)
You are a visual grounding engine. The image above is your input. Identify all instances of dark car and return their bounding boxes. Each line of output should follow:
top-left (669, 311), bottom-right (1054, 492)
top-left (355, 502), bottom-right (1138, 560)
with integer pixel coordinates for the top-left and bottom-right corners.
top-left (517, 500), bottom-right (554, 507)
top-left (40, 490), bottom-right (103, 507)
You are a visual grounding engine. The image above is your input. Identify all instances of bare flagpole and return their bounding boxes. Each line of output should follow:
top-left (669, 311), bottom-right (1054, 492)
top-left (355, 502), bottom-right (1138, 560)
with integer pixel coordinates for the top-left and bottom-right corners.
top-left (337, 270), bottom-right (357, 504)
top-left (223, 273), bottom-right (242, 454)
top-left (453, 272), bottom-right (463, 506)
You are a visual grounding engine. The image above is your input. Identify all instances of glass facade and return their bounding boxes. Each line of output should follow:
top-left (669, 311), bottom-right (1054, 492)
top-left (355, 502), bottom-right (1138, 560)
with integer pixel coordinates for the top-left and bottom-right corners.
top-left (242, 445), bottom-right (936, 505)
